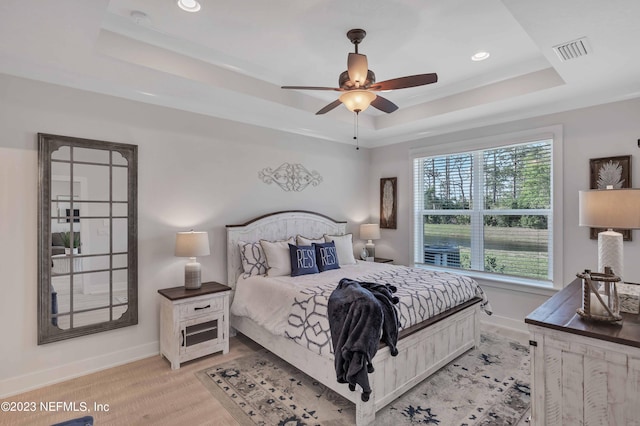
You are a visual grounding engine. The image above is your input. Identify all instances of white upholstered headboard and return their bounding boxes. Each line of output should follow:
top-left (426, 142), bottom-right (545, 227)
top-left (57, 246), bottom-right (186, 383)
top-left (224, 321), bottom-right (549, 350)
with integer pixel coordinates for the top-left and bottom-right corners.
top-left (226, 210), bottom-right (347, 289)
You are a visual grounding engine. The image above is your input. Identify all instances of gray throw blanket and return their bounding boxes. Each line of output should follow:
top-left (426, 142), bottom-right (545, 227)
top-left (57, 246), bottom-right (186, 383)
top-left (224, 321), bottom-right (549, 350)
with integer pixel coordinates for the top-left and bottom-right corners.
top-left (328, 278), bottom-right (399, 402)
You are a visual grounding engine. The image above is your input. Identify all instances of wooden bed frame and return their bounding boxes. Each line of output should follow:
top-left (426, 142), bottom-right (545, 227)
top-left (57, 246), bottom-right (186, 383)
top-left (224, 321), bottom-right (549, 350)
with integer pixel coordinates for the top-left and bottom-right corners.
top-left (226, 210), bottom-right (481, 425)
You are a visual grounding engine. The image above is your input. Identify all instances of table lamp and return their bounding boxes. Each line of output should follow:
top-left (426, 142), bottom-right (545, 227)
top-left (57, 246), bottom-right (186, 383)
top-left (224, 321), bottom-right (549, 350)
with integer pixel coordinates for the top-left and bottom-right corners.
top-left (360, 223), bottom-right (381, 260)
top-left (578, 188), bottom-right (640, 280)
top-left (175, 230), bottom-right (210, 289)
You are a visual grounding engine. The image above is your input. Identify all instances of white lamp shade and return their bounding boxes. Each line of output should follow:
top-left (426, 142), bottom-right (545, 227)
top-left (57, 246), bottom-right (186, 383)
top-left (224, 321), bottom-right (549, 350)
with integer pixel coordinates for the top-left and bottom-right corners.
top-left (360, 223), bottom-right (381, 241)
top-left (339, 90), bottom-right (377, 112)
top-left (579, 188), bottom-right (640, 279)
top-left (579, 189), bottom-right (640, 229)
top-left (175, 231), bottom-right (210, 257)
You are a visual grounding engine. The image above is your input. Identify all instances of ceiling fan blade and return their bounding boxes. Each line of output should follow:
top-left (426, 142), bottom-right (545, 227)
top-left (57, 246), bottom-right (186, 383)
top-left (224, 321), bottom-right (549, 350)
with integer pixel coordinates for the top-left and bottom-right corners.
top-left (370, 95), bottom-right (398, 113)
top-left (281, 86), bottom-right (342, 91)
top-left (370, 73), bottom-right (438, 91)
top-left (316, 99), bottom-right (343, 115)
top-left (347, 53), bottom-right (368, 87)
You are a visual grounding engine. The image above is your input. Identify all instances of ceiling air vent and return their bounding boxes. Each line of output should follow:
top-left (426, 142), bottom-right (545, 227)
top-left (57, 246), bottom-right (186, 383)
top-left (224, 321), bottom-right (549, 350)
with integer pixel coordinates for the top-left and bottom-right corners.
top-left (553, 37), bottom-right (591, 62)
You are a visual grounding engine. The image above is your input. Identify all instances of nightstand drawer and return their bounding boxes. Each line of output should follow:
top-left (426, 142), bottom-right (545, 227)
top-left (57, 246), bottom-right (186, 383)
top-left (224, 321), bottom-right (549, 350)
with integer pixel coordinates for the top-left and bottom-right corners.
top-left (179, 296), bottom-right (223, 319)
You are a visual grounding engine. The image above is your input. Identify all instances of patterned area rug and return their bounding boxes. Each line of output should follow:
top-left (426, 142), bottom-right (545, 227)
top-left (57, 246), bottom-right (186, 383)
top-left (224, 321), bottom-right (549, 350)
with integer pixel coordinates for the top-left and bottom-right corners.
top-left (196, 333), bottom-right (530, 426)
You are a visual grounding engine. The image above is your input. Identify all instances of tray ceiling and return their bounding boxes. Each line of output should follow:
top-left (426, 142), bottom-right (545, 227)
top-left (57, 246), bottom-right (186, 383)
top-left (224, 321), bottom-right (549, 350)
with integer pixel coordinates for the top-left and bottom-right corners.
top-left (1, 0), bottom-right (639, 147)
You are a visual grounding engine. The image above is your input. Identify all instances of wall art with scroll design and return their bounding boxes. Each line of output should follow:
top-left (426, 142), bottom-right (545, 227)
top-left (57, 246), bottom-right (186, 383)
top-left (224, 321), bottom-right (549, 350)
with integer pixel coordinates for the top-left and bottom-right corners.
top-left (259, 162), bottom-right (323, 192)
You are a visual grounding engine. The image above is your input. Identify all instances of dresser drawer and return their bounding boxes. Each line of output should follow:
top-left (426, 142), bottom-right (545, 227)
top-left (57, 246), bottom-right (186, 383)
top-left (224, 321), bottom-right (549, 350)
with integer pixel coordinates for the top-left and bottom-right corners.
top-left (179, 296), bottom-right (223, 319)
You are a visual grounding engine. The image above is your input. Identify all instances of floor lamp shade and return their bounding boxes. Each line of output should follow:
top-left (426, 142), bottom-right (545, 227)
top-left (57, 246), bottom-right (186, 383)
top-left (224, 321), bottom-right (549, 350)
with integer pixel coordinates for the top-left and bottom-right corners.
top-left (175, 231), bottom-right (210, 289)
top-left (579, 189), bottom-right (640, 279)
top-left (360, 223), bottom-right (381, 259)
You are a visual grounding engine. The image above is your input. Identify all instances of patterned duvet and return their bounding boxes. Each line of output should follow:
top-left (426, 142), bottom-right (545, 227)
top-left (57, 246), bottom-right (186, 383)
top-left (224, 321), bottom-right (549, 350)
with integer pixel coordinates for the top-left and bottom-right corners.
top-left (230, 261), bottom-right (490, 358)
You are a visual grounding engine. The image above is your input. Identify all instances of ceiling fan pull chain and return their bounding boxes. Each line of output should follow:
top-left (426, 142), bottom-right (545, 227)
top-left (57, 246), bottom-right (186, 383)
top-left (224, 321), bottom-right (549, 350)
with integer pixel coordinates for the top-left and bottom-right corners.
top-left (354, 111), bottom-right (359, 150)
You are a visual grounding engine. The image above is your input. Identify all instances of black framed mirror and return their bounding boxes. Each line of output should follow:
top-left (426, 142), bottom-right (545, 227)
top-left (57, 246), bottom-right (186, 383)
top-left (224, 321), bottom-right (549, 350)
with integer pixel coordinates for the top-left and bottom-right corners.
top-left (38, 133), bottom-right (137, 344)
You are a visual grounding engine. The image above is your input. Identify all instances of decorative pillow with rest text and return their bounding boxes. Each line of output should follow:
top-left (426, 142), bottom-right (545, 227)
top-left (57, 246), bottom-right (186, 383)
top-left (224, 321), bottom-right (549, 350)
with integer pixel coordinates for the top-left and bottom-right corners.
top-left (288, 243), bottom-right (319, 276)
top-left (313, 241), bottom-right (340, 272)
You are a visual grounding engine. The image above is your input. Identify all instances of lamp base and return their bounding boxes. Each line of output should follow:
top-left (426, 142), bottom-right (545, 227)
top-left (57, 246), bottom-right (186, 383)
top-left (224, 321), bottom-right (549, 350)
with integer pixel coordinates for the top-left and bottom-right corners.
top-left (185, 258), bottom-right (202, 290)
top-left (598, 230), bottom-right (623, 279)
top-left (365, 241), bottom-right (375, 259)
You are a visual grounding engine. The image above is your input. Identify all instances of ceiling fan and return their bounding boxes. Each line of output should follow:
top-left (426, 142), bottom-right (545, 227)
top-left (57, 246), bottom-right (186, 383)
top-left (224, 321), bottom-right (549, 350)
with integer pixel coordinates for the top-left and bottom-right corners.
top-left (281, 28), bottom-right (438, 115)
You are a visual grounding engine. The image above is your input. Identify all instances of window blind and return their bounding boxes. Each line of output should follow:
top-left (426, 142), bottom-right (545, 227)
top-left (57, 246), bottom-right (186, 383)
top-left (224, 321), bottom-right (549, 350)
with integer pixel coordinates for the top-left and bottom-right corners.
top-left (413, 139), bottom-right (553, 282)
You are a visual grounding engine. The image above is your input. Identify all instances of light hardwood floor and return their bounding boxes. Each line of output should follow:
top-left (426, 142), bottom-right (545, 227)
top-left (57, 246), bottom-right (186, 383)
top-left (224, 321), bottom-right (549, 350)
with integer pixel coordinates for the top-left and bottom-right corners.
top-left (3, 325), bottom-right (530, 426)
top-left (2, 336), bottom-right (261, 426)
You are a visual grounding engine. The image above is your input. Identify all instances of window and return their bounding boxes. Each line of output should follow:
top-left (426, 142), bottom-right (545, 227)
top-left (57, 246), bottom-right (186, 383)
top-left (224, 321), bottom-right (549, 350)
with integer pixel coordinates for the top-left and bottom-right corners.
top-left (413, 139), bottom-right (553, 283)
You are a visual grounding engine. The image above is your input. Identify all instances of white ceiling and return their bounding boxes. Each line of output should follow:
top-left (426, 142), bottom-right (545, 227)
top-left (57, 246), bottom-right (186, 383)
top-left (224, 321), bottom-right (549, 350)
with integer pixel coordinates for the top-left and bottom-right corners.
top-left (1, 0), bottom-right (640, 148)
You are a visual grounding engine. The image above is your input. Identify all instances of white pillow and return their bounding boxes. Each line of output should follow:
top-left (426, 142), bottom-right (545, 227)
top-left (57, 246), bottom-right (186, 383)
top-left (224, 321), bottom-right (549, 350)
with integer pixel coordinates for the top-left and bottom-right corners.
top-left (260, 238), bottom-right (295, 277)
top-left (238, 241), bottom-right (267, 278)
top-left (324, 234), bottom-right (356, 265)
top-left (296, 235), bottom-right (325, 246)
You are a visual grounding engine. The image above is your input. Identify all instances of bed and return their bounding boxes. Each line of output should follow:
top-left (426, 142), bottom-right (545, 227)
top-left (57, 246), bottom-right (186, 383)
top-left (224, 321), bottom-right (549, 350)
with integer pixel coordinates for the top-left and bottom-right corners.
top-left (226, 210), bottom-right (488, 425)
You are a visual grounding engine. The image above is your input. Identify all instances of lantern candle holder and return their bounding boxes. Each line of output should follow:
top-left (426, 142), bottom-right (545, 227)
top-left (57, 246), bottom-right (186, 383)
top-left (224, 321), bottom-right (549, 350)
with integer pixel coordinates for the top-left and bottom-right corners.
top-left (576, 267), bottom-right (622, 323)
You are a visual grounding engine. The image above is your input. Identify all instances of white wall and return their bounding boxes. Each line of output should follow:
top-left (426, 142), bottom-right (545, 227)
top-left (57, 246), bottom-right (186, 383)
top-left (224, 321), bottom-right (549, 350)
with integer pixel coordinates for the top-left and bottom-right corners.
top-left (0, 74), bottom-right (371, 397)
top-left (3, 69), bottom-right (640, 396)
top-left (370, 98), bottom-right (640, 330)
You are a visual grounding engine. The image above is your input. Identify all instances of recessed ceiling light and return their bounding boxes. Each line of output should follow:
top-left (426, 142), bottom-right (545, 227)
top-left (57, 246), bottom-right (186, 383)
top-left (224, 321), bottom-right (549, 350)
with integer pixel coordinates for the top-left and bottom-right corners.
top-left (177, 0), bottom-right (201, 12)
top-left (471, 51), bottom-right (490, 62)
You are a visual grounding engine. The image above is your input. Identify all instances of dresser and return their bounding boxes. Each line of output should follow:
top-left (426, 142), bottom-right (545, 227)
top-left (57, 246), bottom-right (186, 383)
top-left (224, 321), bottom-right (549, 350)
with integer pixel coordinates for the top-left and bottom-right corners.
top-left (525, 278), bottom-right (640, 426)
top-left (158, 282), bottom-right (231, 369)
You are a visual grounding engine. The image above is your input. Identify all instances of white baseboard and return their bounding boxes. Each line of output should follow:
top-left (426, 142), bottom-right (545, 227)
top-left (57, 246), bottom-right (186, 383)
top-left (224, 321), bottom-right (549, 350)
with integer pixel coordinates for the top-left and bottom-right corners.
top-left (0, 341), bottom-right (159, 398)
top-left (481, 313), bottom-right (528, 333)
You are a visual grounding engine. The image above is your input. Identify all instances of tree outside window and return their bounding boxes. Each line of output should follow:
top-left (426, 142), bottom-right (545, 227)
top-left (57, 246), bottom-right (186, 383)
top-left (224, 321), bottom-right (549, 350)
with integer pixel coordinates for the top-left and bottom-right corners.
top-left (414, 140), bottom-right (552, 282)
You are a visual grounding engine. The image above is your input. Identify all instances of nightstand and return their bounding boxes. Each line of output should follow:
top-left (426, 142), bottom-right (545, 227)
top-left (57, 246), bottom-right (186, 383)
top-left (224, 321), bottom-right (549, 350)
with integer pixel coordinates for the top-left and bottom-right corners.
top-left (374, 257), bottom-right (393, 264)
top-left (158, 282), bottom-right (231, 369)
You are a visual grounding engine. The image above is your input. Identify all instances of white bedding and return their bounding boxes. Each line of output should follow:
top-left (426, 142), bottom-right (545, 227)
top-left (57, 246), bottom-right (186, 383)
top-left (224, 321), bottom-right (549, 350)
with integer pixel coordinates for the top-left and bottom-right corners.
top-left (231, 260), bottom-right (489, 357)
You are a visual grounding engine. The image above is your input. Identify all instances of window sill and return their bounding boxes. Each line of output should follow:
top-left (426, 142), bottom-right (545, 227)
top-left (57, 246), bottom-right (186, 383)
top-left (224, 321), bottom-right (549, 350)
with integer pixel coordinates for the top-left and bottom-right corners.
top-left (413, 264), bottom-right (559, 297)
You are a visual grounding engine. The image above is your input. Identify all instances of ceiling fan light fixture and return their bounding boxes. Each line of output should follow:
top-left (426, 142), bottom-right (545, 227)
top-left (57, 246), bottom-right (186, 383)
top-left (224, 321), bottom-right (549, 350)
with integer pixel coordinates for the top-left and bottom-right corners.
top-left (339, 90), bottom-right (376, 112)
top-left (177, 0), bottom-right (201, 12)
top-left (282, 29), bottom-right (436, 116)
top-left (347, 53), bottom-right (369, 87)
top-left (471, 51), bottom-right (490, 61)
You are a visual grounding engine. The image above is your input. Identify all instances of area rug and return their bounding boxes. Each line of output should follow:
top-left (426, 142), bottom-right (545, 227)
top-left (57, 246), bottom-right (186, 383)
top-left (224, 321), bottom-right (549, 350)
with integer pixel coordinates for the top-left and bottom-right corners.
top-left (195, 333), bottom-right (530, 426)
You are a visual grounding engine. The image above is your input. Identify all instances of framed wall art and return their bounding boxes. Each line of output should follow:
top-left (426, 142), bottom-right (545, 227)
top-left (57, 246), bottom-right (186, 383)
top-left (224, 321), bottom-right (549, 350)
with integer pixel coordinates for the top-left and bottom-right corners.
top-left (380, 177), bottom-right (397, 229)
top-left (589, 155), bottom-right (632, 240)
